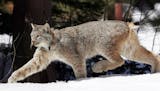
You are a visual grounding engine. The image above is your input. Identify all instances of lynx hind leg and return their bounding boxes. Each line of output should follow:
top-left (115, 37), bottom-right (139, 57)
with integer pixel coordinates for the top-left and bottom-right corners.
top-left (125, 45), bottom-right (158, 73)
top-left (123, 30), bottom-right (159, 73)
top-left (92, 52), bottom-right (125, 73)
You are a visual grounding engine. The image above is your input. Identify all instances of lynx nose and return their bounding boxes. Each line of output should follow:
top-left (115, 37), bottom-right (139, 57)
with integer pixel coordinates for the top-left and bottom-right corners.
top-left (32, 41), bottom-right (37, 45)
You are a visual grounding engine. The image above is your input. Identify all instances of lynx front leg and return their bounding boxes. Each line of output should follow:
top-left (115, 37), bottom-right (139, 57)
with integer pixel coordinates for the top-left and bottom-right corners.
top-left (8, 50), bottom-right (50, 83)
top-left (68, 56), bottom-right (87, 79)
top-left (72, 62), bottom-right (87, 79)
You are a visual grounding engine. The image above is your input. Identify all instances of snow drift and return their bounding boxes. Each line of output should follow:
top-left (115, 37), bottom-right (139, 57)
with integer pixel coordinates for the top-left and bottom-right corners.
top-left (1, 73), bottom-right (160, 91)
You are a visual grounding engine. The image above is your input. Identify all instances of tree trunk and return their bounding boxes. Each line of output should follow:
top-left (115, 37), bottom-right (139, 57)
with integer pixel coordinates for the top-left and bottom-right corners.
top-left (104, 0), bottom-right (109, 20)
top-left (13, 0), bottom-right (56, 83)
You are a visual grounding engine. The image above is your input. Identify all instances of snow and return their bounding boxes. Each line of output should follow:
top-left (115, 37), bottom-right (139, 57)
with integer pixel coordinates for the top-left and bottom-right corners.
top-left (132, 3), bottom-right (160, 21)
top-left (132, 9), bottom-right (145, 22)
top-left (137, 24), bottom-right (160, 53)
top-left (0, 34), bottom-right (12, 44)
top-left (155, 3), bottom-right (160, 13)
top-left (0, 73), bottom-right (160, 91)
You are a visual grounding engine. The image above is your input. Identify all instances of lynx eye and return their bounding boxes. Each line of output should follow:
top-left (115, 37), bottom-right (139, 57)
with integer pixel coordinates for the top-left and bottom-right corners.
top-left (46, 30), bottom-right (50, 33)
top-left (42, 29), bottom-right (47, 32)
top-left (37, 35), bottom-right (40, 37)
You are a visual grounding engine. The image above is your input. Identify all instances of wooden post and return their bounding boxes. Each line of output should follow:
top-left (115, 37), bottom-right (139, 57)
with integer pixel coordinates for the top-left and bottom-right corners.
top-left (114, 1), bottom-right (123, 20)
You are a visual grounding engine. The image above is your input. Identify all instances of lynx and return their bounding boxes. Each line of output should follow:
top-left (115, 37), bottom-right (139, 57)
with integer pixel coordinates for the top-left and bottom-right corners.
top-left (8, 20), bottom-right (160, 83)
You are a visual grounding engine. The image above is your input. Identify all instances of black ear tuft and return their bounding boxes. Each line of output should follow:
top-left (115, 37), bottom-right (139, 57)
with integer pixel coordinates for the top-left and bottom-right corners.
top-left (31, 23), bottom-right (38, 30)
top-left (31, 23), bottom-right (35, 29)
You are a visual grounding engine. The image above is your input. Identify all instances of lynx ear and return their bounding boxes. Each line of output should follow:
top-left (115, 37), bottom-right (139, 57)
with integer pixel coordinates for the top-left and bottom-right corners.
top-left (31, 23), bottom-right (34, 29)
top-left (50, 28), bottom-right (55, 31)
top-left (31, 23), bottom-right (35, 30)
top-left (44, 23), bottom-right (50, 28)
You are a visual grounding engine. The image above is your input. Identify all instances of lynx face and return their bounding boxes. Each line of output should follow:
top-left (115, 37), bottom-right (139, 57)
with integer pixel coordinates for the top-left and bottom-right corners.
top-left (30, 23), bottom-right (53, 50)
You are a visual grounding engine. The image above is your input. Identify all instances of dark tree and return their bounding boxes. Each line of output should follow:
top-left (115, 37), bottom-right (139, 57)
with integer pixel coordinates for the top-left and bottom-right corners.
top-left (12, 0), bottom-right (56, 83)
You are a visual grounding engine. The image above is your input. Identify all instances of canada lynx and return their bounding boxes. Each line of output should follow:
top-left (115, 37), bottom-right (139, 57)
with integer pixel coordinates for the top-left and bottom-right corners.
top-left (8, 20), bottom-right (160, 83)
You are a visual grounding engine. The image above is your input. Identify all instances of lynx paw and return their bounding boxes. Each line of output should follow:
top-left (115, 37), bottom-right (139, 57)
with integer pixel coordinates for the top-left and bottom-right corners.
top-left (8, 76), bottom-right (17, 83)
top-left (92, 63), bottom-right (105, 73)
top-left (8, 72), bottom-right (18, 83)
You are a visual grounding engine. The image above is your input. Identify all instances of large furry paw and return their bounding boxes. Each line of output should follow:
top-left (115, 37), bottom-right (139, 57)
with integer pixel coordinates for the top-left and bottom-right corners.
top-left (8, 76), bottom-right (17, 83)
top-left (8, 72), bottom-right (18, 83)
top-left (92, 63), bottom-right (105, 73)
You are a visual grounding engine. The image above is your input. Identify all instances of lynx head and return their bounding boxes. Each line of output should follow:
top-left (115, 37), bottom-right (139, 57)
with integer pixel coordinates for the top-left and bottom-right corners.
top-left (30, 23), bottom-right (54, 50)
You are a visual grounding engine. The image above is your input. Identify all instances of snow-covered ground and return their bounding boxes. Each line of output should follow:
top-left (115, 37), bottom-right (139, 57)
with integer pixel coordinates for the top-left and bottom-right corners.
top-left (1, 73), bottom-right (160, 91)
